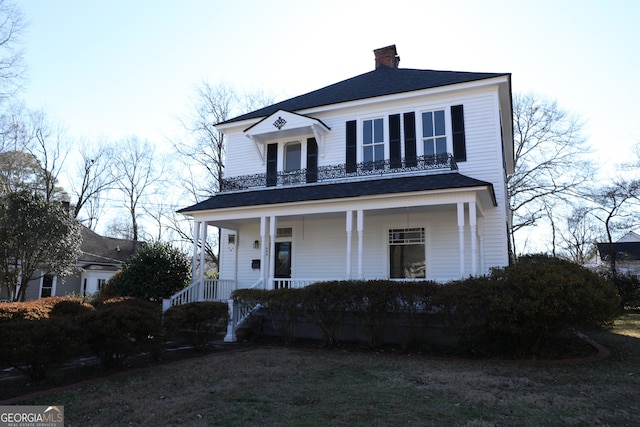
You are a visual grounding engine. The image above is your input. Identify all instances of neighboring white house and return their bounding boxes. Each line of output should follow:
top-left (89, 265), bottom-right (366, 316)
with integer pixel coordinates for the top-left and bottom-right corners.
top-left (173, 45), bottom-right (514, 309)
top-left (19, 226), bottom-right (141, 301)
top-left (596, 231), bottom-right (640, 275)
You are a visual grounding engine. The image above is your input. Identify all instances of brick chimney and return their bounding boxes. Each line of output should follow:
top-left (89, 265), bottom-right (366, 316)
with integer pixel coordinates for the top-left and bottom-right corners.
top-left (374, 45), bottom-right (400, 69)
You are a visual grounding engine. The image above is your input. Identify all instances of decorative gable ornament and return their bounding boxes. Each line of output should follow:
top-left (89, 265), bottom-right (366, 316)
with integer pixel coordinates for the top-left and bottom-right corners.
top-left (244, 110), bottom-right (330, 163)
top-left (273, 116), bottom-right (287, 130)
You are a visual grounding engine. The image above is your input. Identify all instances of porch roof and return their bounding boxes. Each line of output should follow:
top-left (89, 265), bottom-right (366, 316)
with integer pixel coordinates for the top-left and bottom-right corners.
top-left (179, 173), bottom-right (496, 213)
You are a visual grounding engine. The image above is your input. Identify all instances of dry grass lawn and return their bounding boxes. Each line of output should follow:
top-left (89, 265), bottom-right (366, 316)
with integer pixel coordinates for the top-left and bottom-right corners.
top-left (6, 313), bottom-right (640, 426)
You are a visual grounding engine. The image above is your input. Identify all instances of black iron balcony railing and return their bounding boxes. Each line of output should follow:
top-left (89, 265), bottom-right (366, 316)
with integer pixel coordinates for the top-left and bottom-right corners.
top-left (220, 153), bottom-right (458, 192)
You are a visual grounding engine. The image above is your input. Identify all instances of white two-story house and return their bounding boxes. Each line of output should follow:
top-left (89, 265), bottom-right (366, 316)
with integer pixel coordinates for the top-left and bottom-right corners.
top-left (172, 45), bottom-right (513, 310)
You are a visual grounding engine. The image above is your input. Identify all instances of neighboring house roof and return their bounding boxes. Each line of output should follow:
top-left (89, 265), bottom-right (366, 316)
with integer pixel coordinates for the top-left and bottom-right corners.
top-left (78, 226), bottom-right (142, 268)
top-left (221, 66), bottom-right (509, 125)
top-left (597, 231), bottom-right (640, 261)
top-left (179, 173), bottom-right (496, 213)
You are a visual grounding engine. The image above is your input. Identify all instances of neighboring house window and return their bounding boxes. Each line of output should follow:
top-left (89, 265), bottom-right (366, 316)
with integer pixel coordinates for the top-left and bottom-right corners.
top-left (284, 142), bottom-right (301, 171)
top-left (98, 278), bottom-right (107, 291)
top-left (363, 118), bottom-right (384, 168)
top-left (422, 110), bottom-right (447, 158)
top-left (40, 274), bottom-right (54, 298)
top-left (389, 228), bottom-right (426, 279)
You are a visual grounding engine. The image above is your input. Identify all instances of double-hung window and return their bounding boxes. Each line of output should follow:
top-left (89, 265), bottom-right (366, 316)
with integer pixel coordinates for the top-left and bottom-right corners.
top-left (422, 110), bottom-right (447, 158)
top-left (363, 118), bottom-right (384, 169)
top-left (389, 228), bottom-right (426, 279)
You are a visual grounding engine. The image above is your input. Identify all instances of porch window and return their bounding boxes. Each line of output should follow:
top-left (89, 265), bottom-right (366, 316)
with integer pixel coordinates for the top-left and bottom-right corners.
top-left (422, 110), bottom-right (446, 158)
top-left (389, 228), bottom-right (425, 279)
top-left (363, 118), bottom-right (384, 169)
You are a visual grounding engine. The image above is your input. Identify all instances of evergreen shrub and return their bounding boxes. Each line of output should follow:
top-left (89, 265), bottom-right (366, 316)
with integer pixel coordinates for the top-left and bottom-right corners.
top-left (164, 301), bottom-right (229, 350)
top-left (88, 297), bottom-right (162, 368)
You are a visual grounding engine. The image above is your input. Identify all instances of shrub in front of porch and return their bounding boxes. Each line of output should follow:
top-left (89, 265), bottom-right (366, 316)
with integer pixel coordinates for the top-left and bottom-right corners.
top-left (87, 297), bottom-right (162, 369)
top-left (164, 302), bottom-right (229, 351)
top-left (435, 255), bottom-right (621, 356)
top-left (233, 281), bottom-right (441, 349)
top-left (106, 241), bottom-right (191, 302)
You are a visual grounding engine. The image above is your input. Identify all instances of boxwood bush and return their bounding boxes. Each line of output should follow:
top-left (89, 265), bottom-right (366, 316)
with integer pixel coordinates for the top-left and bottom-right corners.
top-left (435, 255), bottom-right (621, 356)
top-left (87, 297), bottom-right (162, 369)
top-left (164, 302), bottom-right (229, 350)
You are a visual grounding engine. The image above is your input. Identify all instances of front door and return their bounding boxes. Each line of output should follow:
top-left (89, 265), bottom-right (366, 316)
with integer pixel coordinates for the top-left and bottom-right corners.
top-left (274, 241), bottom-right (292, 288)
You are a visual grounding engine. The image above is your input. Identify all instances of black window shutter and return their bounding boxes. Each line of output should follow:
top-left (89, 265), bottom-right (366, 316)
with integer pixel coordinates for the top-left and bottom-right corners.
top-left (346, 120), bottom-right (357, 173)
top-left (266, 143), bottom-right (278, 187)
top-left (451, 105), bottom-right (466, 162)
top-left (306, 137), bottom-right (318, 183)
top-left (389, 114), bottom-right (401, 168)
top-left (403, 112), bottom-right (417, 167)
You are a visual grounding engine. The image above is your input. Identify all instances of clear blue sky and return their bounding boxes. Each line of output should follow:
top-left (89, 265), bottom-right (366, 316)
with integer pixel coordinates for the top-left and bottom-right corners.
top-left (19, 0), bottom-right (640, 169)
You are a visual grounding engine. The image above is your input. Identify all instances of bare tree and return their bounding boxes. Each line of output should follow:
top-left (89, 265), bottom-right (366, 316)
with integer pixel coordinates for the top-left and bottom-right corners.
top-left (112, 136), bottom-right (164, 241)
top-left (174, 81), bottom-right (235, 200)
top-left (557, 205), bottom-right (600, 264)
top-left (28, 109), bottom-right (69, 201)
top-left (69, 142), bottom-right (115, 229)
top-left (508, 93), bottom-right (594, 253)
top-left (588, 179), bottom-right (640, 276)
top-left (0, 0), bottom-right (26, 103)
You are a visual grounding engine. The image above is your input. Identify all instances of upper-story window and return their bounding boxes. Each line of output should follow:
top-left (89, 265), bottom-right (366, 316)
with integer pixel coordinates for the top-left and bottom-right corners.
top-left (421, 110), bottom-right (447, 157)
top-left (284, 142), bottom-right (301, 171)
top-left (362, 118), bottom-right (384, 166)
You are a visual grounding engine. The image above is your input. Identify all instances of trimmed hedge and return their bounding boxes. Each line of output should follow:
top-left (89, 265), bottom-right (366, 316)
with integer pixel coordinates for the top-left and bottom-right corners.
top-left (231, 257), bottom-right (620, 356)
top-left (0, 297), bottom-right (95, 382)
top-left (232, 280), bottom-right (440, 348)
top-left (87, 297), bottom-right (162, 369)
top-left (164, 302), bottom-right (229, 350)
top-left (434, 255), bottom-right (621, 356)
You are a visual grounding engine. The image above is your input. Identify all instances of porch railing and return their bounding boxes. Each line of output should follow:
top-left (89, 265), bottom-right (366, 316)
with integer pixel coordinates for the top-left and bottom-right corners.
top-left (221, 153), bottom-right (457, 192)
top-left (272, 278), bottom-right (329, 289)
top-left (162, 278), bottom-right (235, 312)
top-left (224, 279), bottom-right (264, 342)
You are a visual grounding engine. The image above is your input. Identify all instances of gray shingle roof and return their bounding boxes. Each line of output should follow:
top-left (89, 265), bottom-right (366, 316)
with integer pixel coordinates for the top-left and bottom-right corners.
top-left (179, 173), bottom-right (495, 213)
top-left (221, 66), bottom-right (508, 125)
top-left (79, 226), bottom-right (142, 266)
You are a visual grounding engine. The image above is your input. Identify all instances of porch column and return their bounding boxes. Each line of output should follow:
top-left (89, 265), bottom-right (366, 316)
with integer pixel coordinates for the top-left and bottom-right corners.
top-left (192, 220), bottom-right (201, 280)
top-left (457, 202), bottom-right (465, 277)
top-left (260, 216), bottom-right (268, 288)
top-left (199, 223), bottom-right (207, 301)
top-left (199, 223), bottom-right (207, 281)
top-left (357, 209), bottom-right (364, 279)
top-left (345, 210), bottom-right (353, 279)
top-left (469, 201), bottom-right (477, 276)
top-left (269, 215), bottom-right (277, 289)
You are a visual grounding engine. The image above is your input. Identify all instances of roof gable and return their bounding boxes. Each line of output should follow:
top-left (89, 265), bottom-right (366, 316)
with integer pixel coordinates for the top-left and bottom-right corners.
top-left (244, 110), bottom-right (330, 143)
top-left (221, 66), bottom-right (509, 125)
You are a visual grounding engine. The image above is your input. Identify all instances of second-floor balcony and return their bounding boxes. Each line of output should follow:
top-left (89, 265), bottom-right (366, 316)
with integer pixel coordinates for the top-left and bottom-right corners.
top-left (220, 153), bottom-right (458, 192)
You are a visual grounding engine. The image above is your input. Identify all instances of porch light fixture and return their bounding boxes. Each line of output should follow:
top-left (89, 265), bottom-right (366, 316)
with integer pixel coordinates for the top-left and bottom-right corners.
top-left (253, 240), bottom-right (260, 249)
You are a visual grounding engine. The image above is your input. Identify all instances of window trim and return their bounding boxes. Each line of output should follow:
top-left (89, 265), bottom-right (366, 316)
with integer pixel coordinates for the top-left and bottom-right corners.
top-left (360, 117), bottom-right (386, 164)
top-left (387, 226), bottom-right (428, 279)
top-left (419, 107), bottom-right (450, 158)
